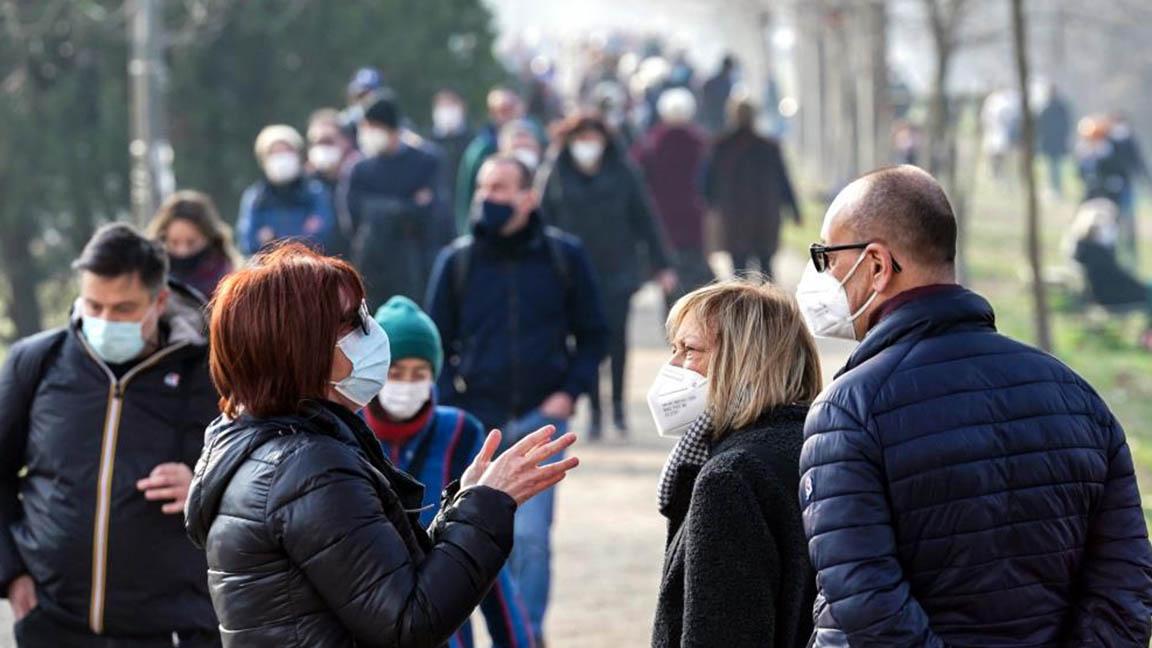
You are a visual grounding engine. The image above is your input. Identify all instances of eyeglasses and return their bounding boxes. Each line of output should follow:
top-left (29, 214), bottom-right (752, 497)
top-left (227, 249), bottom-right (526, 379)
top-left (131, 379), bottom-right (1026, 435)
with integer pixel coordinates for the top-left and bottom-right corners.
top-left (809, 242), bottom-right (903, 274)
top-left (339, 300), bottom-right (372, 336)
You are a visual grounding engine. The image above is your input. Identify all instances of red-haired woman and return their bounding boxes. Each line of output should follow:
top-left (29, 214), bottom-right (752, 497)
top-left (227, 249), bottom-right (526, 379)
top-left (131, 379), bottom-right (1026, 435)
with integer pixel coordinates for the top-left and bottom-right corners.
top-left (185, 242), bottom-right (578, 647)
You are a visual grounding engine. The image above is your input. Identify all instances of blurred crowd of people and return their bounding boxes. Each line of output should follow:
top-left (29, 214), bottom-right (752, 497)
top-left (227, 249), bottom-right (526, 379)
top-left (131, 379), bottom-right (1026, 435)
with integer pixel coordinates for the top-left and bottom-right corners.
top-left (1, 44), bottom-right (807, 648)
top-left (3, 33), bottom-right (1152, 648)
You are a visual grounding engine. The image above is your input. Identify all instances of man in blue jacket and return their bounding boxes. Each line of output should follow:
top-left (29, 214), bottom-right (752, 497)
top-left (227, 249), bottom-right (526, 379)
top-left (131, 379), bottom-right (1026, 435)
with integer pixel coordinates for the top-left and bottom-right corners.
top-left (427, 154), bottom-right (608, 646)
top-left (795, 165), bottom-right (1152, 647)
top-left (340, 93), bottom-right (448, 308)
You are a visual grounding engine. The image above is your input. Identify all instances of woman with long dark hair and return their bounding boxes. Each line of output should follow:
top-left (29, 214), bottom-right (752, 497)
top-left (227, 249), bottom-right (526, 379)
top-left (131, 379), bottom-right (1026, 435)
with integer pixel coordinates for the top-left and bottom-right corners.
top-left (147, 190), bottom-right (240, 298)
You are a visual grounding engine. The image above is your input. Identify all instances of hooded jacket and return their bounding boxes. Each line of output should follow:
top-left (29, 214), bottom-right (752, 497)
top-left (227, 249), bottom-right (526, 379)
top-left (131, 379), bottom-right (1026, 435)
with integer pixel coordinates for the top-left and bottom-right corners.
top-left (185, 399), bottom-right (516, 648)
top-left (0, 280), bottom-right (218, 636)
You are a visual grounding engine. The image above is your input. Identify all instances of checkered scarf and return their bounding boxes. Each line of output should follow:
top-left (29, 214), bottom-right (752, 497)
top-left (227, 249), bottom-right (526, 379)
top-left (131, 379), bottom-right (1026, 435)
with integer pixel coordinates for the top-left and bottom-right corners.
top-left (657, 410), bottom-right (714, 513)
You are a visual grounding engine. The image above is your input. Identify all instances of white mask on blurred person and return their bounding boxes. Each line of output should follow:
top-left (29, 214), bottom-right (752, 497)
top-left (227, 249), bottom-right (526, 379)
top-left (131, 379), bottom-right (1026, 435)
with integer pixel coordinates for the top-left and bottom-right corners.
top-left (512, 148), bottom-right (540, 172)
top-left (570, 140), bottom-right (605, 170)
top-left (1095, 222), bottom-right (1119, 247)
top-left (263, 152), bottom-right (302, 185)
top-left (646, 363), bottom-right (709, 438)
top-left (358, 127), bottom-right (393, 157)
top-left (433, 105), bottom-right (465, 135)
top-left (308, 145), bottom-right (342, 173)
top-left (795, 252), bottom-right (876, 341)
top-left (378, 379), bottom-right (433, 421)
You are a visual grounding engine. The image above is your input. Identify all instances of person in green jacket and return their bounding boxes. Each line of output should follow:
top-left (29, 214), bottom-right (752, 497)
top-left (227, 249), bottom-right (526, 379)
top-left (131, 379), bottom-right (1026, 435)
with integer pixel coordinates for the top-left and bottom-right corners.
top-left (455, 87), bottom-right (523, 232)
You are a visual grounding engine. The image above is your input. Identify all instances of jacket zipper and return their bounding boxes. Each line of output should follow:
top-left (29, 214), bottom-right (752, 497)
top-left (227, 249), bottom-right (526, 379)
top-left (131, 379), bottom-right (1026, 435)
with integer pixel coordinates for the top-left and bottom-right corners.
top-left (77, 335), bottom-right (189, 634)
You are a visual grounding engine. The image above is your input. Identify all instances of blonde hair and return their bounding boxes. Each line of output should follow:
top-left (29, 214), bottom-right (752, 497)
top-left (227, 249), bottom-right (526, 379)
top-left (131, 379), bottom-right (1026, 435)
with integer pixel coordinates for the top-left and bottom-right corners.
top-left (666, 276), bottom-right (823, 437)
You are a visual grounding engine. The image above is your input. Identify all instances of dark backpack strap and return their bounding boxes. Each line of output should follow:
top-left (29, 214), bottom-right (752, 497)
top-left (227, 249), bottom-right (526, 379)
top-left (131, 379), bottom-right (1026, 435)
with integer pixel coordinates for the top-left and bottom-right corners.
top-left (16, 328), bottom-right (68, 420)
top-left (26, 329), bottom-right (67, 394)
top-left (451, 235), bottom-right (474, 307)
top-left (542, 226), bottom-right (573, 293)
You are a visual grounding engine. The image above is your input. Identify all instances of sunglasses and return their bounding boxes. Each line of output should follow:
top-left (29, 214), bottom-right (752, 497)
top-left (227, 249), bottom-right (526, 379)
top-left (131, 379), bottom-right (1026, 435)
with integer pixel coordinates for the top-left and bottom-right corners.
top-left (809, 242), bottom-right (903, 274)
top-left (339, 300), bottom-right (372, 336)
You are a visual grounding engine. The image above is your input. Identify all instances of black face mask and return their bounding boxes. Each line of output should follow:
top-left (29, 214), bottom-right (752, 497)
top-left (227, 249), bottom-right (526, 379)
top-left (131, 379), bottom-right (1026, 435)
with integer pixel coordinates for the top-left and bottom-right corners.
top-left (169, 248), bottom-right (211, 276)
top-left (473, 200), bottom-right (516, 234)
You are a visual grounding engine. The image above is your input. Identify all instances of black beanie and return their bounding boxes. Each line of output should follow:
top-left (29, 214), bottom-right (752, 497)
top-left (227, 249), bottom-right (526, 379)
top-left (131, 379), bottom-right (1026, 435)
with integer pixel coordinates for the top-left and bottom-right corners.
top-left (364, 93), bottom-right (401, 129)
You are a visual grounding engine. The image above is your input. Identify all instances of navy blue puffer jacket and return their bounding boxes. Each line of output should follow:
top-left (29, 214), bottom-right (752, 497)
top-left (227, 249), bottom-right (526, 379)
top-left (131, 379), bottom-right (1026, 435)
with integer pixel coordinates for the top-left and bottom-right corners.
top-left (800, 285), bottom-right (1152, 647)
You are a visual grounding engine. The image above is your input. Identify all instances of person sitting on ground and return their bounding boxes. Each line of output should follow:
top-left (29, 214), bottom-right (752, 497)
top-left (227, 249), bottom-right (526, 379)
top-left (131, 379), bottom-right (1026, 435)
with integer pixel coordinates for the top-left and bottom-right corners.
top-left (1068, 197), bottom-right (1152, 347)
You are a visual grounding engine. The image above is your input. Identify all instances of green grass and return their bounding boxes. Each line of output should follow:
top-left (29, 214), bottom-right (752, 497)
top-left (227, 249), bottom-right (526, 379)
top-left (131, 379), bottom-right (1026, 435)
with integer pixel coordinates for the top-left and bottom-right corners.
top-left (785, 163), bottom-right (1152, 528)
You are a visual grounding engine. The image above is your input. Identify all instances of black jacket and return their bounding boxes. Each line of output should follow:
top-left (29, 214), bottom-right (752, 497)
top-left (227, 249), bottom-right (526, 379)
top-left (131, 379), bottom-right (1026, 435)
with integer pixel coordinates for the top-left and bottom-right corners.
top-left (801, 286), bottom-right (1152, 647)
top-left (539, 145), bottom-right (673, 297)
top-left (0, 281), bottom-right (218, 636)
top-left (185, 399), bottom-right (516, 648)
top-left (653, 406), bottom-right (816, 648)
top-left (426, 213), bottom-right (608, 429)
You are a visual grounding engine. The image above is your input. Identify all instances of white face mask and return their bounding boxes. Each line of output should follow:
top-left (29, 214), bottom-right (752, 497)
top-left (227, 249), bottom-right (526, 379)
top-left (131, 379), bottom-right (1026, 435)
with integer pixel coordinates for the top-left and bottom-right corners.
top-left (433, 104), bottom-right (465, 134)
top-left (330, 302), bottom-right (392, 410)
top-left (359, 127), bottom-right (393, 157)
top-left (1095, 222), bottom-right (1119, 247)
top-left (263, 152), bottom-right (302, 185)
top-left (308, 144), bottom-right (342, 173)
top-left (646, 362), bottom-right (709, 438)
top-left (511, 148), bottom-right (540, 171)
top-left (570, 140), bottom-right (605, 170)
top-left (795, 251), bottom-right (878, 341)
top-left (378, 379), bottom-right (433, 420)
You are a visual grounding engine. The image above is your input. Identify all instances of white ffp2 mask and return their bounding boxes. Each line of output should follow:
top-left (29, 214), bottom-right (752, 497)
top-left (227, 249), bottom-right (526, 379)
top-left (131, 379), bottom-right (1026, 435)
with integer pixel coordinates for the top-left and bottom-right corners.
top-left (795, 251), bottom-right (877, 341)
top-left (646, 363), bottom-right (709, 438)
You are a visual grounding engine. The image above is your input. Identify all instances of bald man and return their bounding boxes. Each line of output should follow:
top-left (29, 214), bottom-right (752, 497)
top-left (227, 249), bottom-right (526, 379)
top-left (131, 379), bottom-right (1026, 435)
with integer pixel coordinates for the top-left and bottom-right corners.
top-left (796, 166), bottom-right (1152, 647)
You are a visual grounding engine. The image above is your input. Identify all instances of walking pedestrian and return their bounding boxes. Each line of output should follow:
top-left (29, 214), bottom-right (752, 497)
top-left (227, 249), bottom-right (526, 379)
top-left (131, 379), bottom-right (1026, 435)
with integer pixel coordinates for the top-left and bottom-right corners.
top-left (147, 190), bottom-right (239, 299)
top-left (429, 88), bottom-right (475, 215)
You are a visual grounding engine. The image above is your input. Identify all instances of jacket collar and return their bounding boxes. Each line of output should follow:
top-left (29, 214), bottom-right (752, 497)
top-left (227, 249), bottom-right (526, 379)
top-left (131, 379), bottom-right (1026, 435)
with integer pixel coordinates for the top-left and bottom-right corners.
top-left (839, 285), bottom-right (996, 378)
top-left (473, 210), bottom-right (545, 256)
top-left (710, 405), bottom-right (809, 456)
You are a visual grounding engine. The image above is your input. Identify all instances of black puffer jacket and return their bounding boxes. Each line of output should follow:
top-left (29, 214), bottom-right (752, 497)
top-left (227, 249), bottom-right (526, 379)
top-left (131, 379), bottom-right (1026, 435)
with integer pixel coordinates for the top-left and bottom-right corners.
top-left (653, 406), bottom-right (816, 648)
top-left (0, 281), bottom-right (218, 637)
top-left (185, 399), bottom-right (515, 648)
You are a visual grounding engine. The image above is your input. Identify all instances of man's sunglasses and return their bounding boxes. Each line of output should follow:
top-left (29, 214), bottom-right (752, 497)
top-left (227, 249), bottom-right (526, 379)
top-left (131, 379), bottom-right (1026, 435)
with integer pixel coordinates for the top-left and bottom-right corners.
top-left (809, 242), bottom-right (902, 274)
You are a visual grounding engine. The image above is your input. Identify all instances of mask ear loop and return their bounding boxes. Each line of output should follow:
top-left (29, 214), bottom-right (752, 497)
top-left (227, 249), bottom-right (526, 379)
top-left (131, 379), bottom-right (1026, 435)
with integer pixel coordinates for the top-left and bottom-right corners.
top-left (839, 249), bottom-right (881, 323)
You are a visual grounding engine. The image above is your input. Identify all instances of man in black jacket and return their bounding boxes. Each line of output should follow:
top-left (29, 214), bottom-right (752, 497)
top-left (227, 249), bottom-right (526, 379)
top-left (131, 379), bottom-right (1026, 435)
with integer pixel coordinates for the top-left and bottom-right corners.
top-left (0, 224), bottom-right (220, 647)
top-left (426, 155), bottom-right (607, 646)
top-left (795, 165), bottom-right (1152, 647)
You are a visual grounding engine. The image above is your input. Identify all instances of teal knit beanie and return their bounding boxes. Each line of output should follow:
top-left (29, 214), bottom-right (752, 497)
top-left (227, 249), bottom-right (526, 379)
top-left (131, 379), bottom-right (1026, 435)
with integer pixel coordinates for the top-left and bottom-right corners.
top-left (373, 296), bottom-right (443, 377)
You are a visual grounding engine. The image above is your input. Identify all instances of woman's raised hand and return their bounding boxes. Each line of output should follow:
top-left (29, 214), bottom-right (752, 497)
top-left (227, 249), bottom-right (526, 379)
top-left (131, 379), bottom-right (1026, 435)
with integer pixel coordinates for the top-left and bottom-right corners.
top-left (460, 426), bottom-right (579, 505)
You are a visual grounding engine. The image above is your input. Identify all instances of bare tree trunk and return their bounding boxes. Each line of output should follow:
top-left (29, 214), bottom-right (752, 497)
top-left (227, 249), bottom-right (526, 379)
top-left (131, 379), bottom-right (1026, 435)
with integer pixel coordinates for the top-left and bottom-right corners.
top-left (1012, 0), bottom-right (1053, 352)
top-left (0, 215), bottom-right (44, 341)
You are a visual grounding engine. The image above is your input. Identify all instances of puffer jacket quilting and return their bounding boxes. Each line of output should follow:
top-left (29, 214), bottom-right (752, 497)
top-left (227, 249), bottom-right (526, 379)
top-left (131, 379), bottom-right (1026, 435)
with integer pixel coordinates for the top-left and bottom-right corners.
top-left (800, 286), bottom-right (1152, 648)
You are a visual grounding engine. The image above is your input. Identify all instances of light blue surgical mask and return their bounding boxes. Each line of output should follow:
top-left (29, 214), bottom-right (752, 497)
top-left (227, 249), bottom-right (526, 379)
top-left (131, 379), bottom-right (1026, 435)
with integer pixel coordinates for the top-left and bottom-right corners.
top-left (331, 301), bottom-right (391, 410)
top-left (82, 311), bottom-right (150, 364)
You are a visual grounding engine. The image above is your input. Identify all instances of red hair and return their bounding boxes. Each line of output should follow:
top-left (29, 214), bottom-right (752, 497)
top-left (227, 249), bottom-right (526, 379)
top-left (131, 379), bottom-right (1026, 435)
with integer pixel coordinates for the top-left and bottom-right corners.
top-left (208, 242), bottom-right (365, 418)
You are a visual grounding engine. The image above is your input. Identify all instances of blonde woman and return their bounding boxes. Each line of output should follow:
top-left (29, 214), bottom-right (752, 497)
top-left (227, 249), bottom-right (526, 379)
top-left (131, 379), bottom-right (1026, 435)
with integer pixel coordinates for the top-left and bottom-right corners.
top-left (649, 277), bottom-right (821, 648)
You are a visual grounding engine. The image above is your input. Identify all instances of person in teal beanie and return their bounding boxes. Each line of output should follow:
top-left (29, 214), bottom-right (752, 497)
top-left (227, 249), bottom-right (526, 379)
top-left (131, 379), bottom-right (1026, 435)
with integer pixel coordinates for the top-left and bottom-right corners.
top-left (366, 296), bottom-right (534, 648)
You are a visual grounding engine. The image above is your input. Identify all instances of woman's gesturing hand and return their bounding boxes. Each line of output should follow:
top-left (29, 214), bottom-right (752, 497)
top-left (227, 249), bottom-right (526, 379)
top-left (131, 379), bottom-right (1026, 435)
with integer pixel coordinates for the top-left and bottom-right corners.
top-left (460, 426), bottom-right (579, 505)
